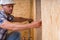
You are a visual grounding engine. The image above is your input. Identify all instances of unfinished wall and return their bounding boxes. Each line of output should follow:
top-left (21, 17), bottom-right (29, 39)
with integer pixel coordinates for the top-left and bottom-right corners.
top-left (13, 0), bottom-right (31, 18)
top-left (13, 0), bottom-right (34, 40)
top-left (41, 0), bottom-right (60, 40)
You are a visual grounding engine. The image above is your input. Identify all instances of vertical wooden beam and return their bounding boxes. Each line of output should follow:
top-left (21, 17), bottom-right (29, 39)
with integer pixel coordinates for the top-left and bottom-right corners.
top-left (33, 0), bottom-right (42, 40)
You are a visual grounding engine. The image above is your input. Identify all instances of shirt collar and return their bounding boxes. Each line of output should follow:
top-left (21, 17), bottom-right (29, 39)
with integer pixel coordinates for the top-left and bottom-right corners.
top-left (0, 10), bottom-right (7, 19)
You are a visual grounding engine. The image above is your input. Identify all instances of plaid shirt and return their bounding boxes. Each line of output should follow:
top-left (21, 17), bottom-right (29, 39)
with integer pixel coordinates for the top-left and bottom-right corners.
top-left (0, 10), bottom-right (7, 24)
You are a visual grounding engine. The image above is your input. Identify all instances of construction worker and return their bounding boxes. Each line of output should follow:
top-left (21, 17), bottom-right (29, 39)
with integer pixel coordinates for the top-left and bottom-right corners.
top-left (0, 0), bottom-right (42, 40)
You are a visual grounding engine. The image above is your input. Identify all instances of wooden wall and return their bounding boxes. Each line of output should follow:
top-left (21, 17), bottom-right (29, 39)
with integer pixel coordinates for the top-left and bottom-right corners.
top-left (41, 0), bottom-right (60, 40)
top-left (13, 0), bottom-right (34, 40)
top-left (13, 0), bottom-right (31, 18)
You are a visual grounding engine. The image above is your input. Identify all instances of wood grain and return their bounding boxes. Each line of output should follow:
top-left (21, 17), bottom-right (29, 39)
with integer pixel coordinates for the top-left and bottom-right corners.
top-left (41, 0), bottom-right (60, 40)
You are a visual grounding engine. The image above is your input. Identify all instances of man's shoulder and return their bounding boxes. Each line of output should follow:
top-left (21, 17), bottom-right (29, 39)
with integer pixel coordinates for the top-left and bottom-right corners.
top-left (0, 10), bottom-right (4, 18)
top-left (0, 10), bottom-right (3, 14)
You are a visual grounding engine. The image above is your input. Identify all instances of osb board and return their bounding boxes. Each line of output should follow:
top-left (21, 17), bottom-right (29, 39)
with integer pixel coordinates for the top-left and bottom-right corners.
top-left (13, 0), bottom-right (31, 18)
top-left (13, 0), bottom-right (34, 40)
top-left (20, 21), bottom-right (34, 40)
top-left (41, 0), bottom-right (60, 40)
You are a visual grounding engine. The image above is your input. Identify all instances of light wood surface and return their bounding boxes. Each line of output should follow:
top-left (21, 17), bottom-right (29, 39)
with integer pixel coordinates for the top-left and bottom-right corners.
top-left (41, 0), bottom-right (60, 40)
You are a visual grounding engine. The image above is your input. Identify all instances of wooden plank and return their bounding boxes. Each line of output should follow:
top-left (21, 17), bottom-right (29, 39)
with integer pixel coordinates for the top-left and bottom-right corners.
top-left (33, 0), bottom-right (42, 40)
top-left (41, 0), bottom-right (59, 40)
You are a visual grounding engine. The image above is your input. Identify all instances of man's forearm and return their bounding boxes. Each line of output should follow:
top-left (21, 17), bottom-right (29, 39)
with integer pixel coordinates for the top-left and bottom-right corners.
top-left (1, 20), bottom-right (40, 31)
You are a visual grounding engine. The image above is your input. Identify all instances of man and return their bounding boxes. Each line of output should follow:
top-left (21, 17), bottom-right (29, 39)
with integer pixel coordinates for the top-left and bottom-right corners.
top-left (0, 0), bottom-right (41, 40)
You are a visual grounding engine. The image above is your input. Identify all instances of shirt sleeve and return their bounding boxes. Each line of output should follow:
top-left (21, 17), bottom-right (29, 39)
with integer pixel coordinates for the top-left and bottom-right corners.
top-left (0, 14), bottom-right (6, 25)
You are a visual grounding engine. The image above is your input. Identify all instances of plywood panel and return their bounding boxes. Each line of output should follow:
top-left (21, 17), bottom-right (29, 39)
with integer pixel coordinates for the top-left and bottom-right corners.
top-left (41, 0), bottom-right (60, 40)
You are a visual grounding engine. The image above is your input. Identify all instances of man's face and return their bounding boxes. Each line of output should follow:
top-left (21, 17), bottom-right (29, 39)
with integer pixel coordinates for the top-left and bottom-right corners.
top-left (2, 4), bottom-right (14, 14)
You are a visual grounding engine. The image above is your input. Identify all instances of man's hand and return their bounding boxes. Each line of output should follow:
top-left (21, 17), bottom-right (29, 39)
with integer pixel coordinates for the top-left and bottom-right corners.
top-left (30, 20), bottom-right (42, 28)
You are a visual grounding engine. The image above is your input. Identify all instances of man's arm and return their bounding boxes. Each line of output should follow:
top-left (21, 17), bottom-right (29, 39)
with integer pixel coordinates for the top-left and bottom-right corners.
top-left (13, 17), bottom-right (33, 22)
top-left (0, 20), bottom-right (41, 31)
